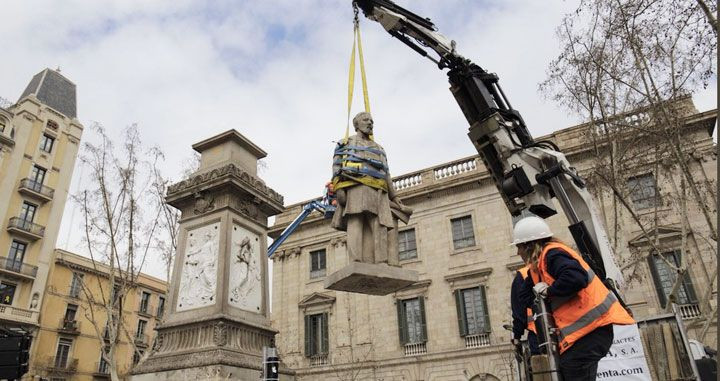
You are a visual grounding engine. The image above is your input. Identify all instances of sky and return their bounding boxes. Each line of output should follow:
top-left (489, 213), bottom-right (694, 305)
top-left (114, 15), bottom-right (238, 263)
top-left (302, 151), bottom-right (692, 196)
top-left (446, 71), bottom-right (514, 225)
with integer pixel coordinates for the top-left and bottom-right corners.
top-left (1, 0), bottom-right (716, 280)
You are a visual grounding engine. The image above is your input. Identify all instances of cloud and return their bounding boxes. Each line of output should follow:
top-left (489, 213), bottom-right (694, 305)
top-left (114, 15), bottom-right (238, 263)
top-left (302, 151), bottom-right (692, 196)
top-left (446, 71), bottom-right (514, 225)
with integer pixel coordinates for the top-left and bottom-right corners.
top-left (2, 0), bottom-right (715, 279)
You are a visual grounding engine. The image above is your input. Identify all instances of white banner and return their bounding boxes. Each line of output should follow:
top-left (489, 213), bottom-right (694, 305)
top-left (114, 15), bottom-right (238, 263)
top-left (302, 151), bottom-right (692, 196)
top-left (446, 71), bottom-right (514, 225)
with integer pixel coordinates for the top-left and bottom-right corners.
top-left (596, 324), bottom-right (652, 380)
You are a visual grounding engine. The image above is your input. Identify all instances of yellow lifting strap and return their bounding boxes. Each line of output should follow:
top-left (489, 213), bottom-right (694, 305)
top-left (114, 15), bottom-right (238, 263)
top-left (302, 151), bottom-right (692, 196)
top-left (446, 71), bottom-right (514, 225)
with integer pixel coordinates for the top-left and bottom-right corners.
top-left (344, 7), bottom-right (371, 143)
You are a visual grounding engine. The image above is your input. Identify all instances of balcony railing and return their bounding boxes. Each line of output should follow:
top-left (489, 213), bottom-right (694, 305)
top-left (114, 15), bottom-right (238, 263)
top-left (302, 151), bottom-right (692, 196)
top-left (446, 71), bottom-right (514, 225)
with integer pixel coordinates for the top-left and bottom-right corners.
top-left (94, 361), bottom-right (110, 377)
top-left (465, 333), bottom-right (491, 349)
top-left (0, 256), bottom-right (38, 278)
top-left (434, 157), bottom-right (477, 180)
top-left (47, 355), bottom-right (78, 373)
top-left (7, 217), bottom-right (45, 240)
top-left (404, 342), bottom-right (427, 356)
top-left (678, 303), bottom-right (701, 320)
top-left (18, 178), bottom-right (54, 201)
top-left (309, 354), bottom-right (329, 367)
top-left (59, 319), bottom-right (80, 334)
top-left (0, 304), bottom-right (38, 325)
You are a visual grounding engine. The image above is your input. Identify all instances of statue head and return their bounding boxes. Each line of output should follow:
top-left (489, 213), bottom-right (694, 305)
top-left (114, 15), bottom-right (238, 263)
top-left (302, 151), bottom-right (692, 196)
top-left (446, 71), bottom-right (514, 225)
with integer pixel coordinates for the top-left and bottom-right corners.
top-left (352, 112), bottom-right (374, 137)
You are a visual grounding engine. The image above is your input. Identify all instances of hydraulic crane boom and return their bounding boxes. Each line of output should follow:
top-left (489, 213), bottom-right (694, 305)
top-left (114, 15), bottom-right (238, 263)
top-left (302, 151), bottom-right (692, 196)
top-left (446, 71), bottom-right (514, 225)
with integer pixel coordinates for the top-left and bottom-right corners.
top-left (354, 0), bottom-right (625, 289)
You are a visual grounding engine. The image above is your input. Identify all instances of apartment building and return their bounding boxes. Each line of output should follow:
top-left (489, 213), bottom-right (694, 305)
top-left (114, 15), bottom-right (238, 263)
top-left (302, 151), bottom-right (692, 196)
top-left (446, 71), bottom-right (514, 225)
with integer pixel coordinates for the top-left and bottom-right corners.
top-left (268, 98), bottom-right (717, 380)
top-left (0, 69), bottom-right (83, 329)
top-left (28, 249), bottom-right (167, 380)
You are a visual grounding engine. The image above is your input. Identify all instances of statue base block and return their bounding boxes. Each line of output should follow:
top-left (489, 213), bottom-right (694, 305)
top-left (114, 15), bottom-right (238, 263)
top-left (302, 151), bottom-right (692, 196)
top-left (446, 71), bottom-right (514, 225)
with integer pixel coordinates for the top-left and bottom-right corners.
top-left (324, 262), bottom-right (419, 295)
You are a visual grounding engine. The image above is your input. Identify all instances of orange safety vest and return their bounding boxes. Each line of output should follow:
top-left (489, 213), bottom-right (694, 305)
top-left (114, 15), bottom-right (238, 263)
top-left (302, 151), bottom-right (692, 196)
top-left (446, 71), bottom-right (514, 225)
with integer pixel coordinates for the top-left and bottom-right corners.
top-left (517, 265), bottom-right (536, 334)
top-left (529, 242), bottom-right (634, 353)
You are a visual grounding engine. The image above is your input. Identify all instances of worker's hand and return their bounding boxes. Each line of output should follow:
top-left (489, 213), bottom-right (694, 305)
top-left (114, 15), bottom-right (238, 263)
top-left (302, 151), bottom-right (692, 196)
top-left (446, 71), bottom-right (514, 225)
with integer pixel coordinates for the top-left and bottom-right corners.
top-left (533, 282), bottom-right (550, 298)
top-left (336, 189), bottom-right (346, 206)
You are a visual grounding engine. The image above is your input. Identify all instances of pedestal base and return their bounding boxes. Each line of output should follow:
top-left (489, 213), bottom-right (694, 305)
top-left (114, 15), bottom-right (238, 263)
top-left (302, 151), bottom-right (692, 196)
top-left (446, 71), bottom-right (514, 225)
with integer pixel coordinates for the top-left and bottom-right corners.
top-left (133, 363), bottom-right (295, 381)
top-left (131, 317), bottom-right (294, 381)
top-left (324, 262), bottom-right (419, 295)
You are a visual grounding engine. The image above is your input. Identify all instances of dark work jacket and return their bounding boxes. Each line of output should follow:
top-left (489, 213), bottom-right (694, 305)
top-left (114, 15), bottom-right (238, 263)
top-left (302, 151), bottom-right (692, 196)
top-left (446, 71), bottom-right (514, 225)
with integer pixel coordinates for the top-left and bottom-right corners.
top-left (522, 248), bottom-right (589, 297)
top-left (511, 272), bottom-right (539, 354)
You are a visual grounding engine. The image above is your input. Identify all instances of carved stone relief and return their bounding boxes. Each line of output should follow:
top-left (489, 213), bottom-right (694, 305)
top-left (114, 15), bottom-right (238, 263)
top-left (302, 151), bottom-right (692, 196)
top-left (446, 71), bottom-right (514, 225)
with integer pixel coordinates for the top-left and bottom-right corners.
top-left (228, 223), bottom-right (262, 312)
top-left (193, 192), bottom-right (215, 215)
top-left (177, 223), bottom-right (219, 311)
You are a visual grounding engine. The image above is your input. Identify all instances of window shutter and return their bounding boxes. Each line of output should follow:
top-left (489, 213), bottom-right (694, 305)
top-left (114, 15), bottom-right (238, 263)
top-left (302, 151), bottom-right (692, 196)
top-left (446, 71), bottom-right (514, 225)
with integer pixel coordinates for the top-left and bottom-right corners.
top-left (647, 254), bottom-right (668, 308)
top-left (396, 301), bottom-right (407, 345)
top-left (480, 286), bottom-right (491, 333)
top-left (321, 313), bottom-right (329, 354)
top-left (418, 297), bottom-right (428, 342)
top-left (455, 290), bottom-right (468, 337)
top-left (304, 315), bottom-right (312, 356)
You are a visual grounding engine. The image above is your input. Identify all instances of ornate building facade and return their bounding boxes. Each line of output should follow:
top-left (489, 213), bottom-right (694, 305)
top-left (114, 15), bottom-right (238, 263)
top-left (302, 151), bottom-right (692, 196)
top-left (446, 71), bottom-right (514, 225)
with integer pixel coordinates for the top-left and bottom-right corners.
top-left (0, 68), bottom-right (83, 330)
top-left (28, 249), bottom-right (167, 380)
top-left (269, 98), bottom-right (717, 380)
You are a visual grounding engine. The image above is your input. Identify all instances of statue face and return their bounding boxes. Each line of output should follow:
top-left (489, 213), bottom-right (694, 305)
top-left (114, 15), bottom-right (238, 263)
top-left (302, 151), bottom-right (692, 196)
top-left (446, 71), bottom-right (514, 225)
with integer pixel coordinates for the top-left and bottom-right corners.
top-left (354, 113), bottom-right (374, 136)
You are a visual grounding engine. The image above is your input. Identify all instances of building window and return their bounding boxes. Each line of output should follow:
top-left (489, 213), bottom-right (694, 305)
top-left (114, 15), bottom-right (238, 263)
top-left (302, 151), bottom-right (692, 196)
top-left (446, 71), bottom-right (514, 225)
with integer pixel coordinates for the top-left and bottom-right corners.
top-left (29, 165), bottom-right (47, 190)
top-left (69, 273), bottom-right (83, 298)
top-left (157, 296), bottom-right (165, 318)
top-left (627, 173), bottom-right (658, 209)
top-left (7, 240), bottom-right (27, 272)
top-left (398, 229), bottom-right (418, 260)
top-left (139, 291), bottom-right (151, 314)
top-left (0, 282), bottom-right (16, 305)
top-left (136, 319), bottom-right (147, 339)
top-left (451, 215), bottom-right (476, 250)
top-left (39, 134), bottom-right (55, 153)
top-left (133, 350), bottom-right (145, 365)
top-left (54, 338), bottom-right (73, 368)
top-left (309, 249), bottom-right (326, 279)
top-left (648, 250), bottom-right (697, 308)
top-left (397, 297), bottom-right (427, 344)
top-left (19, 201), bottom-right (37, 223)
top-left (64, 304), bottom-right (78, 322)
top-left (111, 285), bottom-right (122, 306)
top-left (46, 120), bottom-right (59, 130)
top-left (455, 286), bottom-right (491, 336)
top-left (98, 352), bottom-right (110, 374)
top-left (304, 313), bottom-right (328, 357)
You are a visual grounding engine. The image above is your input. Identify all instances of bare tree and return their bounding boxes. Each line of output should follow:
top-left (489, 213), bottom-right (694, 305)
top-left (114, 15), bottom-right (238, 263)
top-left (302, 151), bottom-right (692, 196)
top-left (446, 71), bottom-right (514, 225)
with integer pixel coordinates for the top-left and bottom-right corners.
top-left (541, 0), bottom-right (717, 337)
top-left (74, 123), bottom-right (167, 380)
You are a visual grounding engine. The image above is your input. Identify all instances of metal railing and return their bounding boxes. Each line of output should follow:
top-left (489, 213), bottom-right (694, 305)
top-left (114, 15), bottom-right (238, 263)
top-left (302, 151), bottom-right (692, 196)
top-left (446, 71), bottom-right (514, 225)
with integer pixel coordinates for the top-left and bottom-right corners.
top-left (59, 318), bottom-right (80, 333)
top-left (19, 178), bottom-right (55, 199)
top-left (95, 360), bottom-right (110, 375)
top-left (309, 354), bottom-right (329, 367)
top-left (7, 217), bottom-right (45, 238)
top-left (404, 342), bottom-right (427, 356)
top-left (678, 303), bottom-right (701, 320)
top-left (47, 356), bottom-right (78, 372)
top-left (465, 333), bottom-right (491, 348)
top-left (0, 256), bottom-right (38, 277)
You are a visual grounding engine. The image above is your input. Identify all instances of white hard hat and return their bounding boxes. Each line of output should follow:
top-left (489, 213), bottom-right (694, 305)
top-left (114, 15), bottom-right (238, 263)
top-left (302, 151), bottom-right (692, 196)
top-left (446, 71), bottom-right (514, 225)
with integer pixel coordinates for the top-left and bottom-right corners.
top-left (510, 216), bottom-right (553, 245)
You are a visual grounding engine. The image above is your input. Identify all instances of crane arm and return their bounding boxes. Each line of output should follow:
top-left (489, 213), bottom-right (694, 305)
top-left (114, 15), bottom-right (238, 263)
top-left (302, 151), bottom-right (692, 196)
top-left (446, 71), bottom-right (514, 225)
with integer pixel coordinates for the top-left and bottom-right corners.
top-left (354, 0), bottom-right (627, 290)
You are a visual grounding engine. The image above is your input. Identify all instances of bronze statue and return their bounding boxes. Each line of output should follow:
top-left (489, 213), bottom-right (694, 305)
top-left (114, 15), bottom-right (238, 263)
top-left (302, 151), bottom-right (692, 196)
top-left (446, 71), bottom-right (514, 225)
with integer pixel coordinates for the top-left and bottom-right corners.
top-left (331, 112), bottom-right (412, 265)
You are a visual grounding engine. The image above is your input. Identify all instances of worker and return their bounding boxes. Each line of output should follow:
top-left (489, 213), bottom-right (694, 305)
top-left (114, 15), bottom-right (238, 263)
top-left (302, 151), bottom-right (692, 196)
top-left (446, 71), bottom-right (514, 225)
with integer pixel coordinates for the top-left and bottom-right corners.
top-left (511, 216), bottom-right (634, 381)
top-left (510, 264), bottom-right (539, 355)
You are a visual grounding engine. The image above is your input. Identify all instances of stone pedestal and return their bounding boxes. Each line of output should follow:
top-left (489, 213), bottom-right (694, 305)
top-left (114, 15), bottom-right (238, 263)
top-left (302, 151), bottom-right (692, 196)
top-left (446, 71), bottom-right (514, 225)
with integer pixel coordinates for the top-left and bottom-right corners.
top-left (324, 262), bottom-right (418, 296)
top-left (133, 130), bottom-right (294, 380)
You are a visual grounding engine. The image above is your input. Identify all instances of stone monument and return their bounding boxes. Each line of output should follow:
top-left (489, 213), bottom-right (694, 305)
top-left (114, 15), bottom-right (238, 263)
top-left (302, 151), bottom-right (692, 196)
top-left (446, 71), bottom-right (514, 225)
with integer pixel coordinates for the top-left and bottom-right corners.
top-left (326, 112), bottom-right (418, 295)
top-left (132, 130), bottom-right (293, 380)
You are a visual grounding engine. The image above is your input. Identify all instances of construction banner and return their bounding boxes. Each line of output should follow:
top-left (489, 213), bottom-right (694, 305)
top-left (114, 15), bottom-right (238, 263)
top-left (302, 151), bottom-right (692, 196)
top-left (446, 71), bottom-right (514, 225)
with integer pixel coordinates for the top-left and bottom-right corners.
top-left (596, 324), bottom-right (652, 380)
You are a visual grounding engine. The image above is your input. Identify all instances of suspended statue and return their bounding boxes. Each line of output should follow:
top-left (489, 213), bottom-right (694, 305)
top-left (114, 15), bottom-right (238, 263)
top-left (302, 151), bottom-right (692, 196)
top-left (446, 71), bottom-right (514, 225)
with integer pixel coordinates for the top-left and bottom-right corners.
top-left (331, 111), bottom-right (413, 265)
